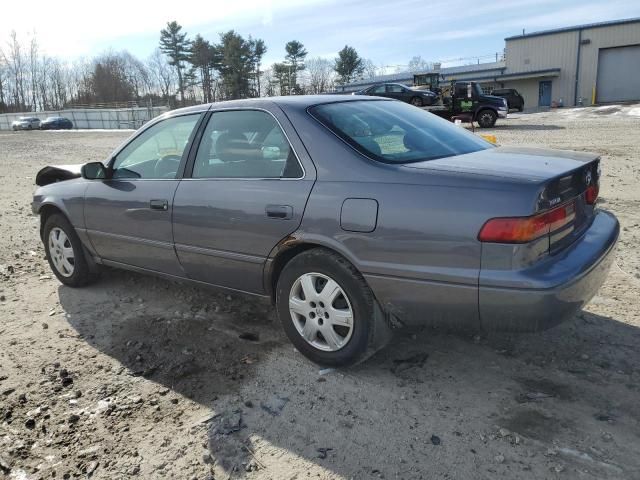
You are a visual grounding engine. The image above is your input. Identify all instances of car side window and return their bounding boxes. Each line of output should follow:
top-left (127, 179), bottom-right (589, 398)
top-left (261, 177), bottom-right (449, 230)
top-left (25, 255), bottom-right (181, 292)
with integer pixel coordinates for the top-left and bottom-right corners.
top-left (387, 85), bottom-right (404, 93)
top-left (111, 114), bottom-right (201, 180)
top-left (371, 85), bottom-right (386, 94)
top-left (192, 110), bottom-right (303, 179)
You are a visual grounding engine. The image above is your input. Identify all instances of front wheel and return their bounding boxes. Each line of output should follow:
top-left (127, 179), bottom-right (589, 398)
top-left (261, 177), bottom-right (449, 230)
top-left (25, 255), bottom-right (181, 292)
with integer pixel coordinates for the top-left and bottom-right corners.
top-left (43, 214), bottom-right (95, 287)
top-left (410, 96), bottom-right (423, 107)
top-left (476, 109), bottom-right (497, 128)
top-left (276, 249), bottom-right (391, 367)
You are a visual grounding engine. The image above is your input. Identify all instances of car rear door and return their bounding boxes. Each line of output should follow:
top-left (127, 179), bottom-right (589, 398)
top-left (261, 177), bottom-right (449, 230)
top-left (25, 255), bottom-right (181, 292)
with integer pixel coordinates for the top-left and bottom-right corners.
top-left (172, 106), bottom-right (316, 294)
top-left (84, 112), bottom-right (203, 276)
top-left (369, 85), bottom-right (387, 98)
top-left (385, 84), bottom-right (405, 101)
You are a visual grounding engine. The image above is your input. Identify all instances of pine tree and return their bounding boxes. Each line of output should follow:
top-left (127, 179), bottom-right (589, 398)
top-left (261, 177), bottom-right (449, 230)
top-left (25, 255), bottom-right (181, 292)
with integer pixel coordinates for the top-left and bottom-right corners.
top-left (284, 40), bottom-right (307, 94)
top-left (189, 35), bottom-right (219, 103)
top-left (334, 45), bottom-right (364, 85)
top-left (159, 21), bottom-right (191, 105)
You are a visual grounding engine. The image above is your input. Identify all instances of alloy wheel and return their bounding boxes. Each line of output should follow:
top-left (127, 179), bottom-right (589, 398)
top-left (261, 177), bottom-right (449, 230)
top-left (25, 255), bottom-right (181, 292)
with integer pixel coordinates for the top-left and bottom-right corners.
top-left (288, 272), bottom-right (354, 352)
top-left (48, 227), bottom-right (75, 277)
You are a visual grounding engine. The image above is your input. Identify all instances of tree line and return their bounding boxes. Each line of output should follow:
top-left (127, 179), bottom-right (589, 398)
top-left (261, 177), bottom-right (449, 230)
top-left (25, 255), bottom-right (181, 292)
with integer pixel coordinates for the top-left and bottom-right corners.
top-left (0, 21), bottom-right (433, 113)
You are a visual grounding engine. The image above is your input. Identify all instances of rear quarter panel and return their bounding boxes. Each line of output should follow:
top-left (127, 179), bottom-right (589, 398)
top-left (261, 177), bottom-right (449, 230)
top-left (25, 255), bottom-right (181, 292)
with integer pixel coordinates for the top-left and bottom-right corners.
top-left (279, 101), bottom-right (544, 330)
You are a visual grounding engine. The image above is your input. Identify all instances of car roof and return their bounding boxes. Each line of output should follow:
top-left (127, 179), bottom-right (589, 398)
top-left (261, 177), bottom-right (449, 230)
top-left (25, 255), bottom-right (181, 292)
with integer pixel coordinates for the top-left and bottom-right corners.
top-left (167, 95), bottom-right (389, 117)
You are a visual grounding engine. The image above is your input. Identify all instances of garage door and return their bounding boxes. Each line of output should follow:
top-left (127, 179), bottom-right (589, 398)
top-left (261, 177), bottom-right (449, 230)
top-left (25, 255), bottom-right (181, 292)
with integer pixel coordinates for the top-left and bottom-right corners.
top-left (596, 45), bottom-right (640, 103)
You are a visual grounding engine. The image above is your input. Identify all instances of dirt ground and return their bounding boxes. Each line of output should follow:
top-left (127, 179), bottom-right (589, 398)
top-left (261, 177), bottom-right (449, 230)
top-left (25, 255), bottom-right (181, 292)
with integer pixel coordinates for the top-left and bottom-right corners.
top-left (1, 105), bottom-right (639, 480)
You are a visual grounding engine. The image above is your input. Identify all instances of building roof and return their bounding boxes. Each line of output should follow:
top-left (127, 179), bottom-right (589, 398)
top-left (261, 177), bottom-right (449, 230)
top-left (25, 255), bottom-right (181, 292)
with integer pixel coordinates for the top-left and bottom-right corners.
top-left (345, 61), bottom-right (506, 88)
top-left (505, 17), bottom-right (640, 41)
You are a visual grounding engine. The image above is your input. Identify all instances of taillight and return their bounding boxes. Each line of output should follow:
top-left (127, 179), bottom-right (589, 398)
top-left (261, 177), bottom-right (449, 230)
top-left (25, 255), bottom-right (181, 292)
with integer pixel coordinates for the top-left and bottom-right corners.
top-left (585, 184), bottom-right (599, 205)
top-left (478, 201), bottom-right (575, 243)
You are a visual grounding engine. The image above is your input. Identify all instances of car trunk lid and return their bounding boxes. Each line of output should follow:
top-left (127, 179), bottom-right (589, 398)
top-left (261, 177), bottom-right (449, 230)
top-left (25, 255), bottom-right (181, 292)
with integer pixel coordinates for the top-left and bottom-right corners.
top-left (402, 146), bottom-right (599, 181)
top-left (404, 146), bottom-right (600, 253)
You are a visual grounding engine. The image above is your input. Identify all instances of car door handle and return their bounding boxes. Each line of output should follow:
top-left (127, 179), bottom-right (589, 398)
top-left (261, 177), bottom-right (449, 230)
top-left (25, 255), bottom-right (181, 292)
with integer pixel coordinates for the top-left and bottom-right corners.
top-left (266, 205), bottom-right (293, 219)
top-left (149, 199), bottom-right (168, 211)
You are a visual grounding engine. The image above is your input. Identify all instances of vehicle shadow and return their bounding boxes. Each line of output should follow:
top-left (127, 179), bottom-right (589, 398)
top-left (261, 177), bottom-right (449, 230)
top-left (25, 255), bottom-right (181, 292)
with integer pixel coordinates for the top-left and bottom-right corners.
top-left (57, 268), bottom-right (640, 479)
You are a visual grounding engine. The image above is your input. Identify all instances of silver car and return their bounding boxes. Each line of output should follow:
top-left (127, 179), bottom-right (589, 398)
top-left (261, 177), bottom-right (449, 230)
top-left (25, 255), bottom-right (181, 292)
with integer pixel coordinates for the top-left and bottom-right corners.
top-left (32, 96), bottom-right (619, 366)
top-left (12, 116), bottom-right (41, 131)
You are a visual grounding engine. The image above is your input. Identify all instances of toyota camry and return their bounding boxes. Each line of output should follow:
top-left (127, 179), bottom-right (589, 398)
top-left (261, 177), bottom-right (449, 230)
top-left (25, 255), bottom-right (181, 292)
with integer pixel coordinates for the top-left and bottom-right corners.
top-left (32, 96), bottom-right (619, 366)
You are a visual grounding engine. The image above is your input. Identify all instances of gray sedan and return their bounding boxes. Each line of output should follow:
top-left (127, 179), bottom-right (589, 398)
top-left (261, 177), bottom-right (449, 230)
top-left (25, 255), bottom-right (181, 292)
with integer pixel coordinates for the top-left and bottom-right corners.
top-left (12, 116), bottom-right (41, 131)
top-left (32, 96), bottom-right (619, 366)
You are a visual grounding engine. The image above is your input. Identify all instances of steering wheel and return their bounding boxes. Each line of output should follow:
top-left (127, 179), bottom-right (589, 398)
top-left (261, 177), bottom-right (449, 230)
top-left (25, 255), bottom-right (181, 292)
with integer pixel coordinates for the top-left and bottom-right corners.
top-left (154, 155), bottom-right (182, 179)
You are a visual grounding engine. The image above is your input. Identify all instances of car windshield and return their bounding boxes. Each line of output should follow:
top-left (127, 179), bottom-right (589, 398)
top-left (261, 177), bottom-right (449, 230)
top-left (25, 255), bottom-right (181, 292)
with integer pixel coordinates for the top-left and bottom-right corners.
top-left (309, 100), bottom-right (492, 164)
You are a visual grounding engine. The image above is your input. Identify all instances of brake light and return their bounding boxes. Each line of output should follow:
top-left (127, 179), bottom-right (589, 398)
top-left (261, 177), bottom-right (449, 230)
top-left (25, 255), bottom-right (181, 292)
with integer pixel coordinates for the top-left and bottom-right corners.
top-left (585, 184), bottom-right (599, 205)
top-left (478, 201), bottom-right (575, 243)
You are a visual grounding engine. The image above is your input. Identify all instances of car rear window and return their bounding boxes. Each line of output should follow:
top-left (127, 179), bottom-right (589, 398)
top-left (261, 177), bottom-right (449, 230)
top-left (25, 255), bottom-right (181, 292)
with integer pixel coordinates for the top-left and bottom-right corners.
top-left (309, 100), bottom-right (492, 164)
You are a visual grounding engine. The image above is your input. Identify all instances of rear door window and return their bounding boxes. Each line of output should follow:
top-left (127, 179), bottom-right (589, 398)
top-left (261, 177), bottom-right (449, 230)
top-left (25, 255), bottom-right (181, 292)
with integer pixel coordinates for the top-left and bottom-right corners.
top-left (192, 110), bottom-right (303, 179)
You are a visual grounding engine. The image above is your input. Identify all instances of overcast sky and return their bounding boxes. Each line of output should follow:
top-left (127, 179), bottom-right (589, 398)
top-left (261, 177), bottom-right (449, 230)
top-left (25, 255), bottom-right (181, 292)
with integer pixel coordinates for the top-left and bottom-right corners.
top-left (3, 0), bottom-right (640, 68)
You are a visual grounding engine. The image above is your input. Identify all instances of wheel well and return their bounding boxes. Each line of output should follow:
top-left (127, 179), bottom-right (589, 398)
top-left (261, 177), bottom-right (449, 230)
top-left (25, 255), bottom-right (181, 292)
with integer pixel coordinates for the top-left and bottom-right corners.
top-left (267, 243), bottom-right (364, 303)
top-left (38, 204), bottom-right (64, 240)
top-left (267, 243), bottom-right (316, 301)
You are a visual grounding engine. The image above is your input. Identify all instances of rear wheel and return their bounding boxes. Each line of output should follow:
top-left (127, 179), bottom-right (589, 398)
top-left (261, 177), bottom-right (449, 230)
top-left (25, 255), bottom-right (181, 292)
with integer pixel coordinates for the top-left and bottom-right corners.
top-left (276, 248), bottom-right (391, 366)
top-left (476, 109), bottom-right (497, 128)
top-left (410, 96), bottom-right (423, 107)
top-left (43, 214), bottom-right (95, 287)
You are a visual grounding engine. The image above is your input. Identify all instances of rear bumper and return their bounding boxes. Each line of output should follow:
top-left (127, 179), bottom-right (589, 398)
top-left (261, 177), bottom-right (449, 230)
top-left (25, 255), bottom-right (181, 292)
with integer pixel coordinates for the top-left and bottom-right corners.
top-left (479, 210), bottom-right (619, 332)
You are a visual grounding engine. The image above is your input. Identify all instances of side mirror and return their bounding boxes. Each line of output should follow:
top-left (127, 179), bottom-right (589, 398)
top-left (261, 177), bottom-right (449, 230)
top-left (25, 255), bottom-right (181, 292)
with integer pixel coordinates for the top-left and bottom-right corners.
top-left (81, 162), bottom-right (107, 180)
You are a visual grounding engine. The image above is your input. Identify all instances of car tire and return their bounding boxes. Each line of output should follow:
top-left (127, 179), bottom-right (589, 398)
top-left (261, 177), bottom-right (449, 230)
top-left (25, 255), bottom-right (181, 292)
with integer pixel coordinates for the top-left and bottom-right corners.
top-left (276, 248), bottom-right (391, 367)
top-left (476, 109), bottom-right (497, 128)
top-left (43, 213), bottom-right (96, 287)
top-left (410, 96), bottom-right (423, 107)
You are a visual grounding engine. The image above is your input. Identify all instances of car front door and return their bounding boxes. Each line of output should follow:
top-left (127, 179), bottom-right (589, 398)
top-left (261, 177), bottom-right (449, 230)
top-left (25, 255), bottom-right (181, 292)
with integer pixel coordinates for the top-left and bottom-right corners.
top-left (84, 113), bottom-right (203, 276)
top-left (172, 107), bottom-right (315, 294)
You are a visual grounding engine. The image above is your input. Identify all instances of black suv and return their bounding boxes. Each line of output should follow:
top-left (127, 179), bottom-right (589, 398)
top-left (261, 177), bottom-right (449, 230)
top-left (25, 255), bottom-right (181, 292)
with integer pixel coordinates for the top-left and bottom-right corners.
top-left (491, 89), bottom-right (524, 111)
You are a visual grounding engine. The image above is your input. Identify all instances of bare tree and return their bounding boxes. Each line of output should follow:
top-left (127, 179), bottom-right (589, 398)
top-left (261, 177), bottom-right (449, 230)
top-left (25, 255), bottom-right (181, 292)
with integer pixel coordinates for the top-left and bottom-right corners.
top-left (28, 35), bottom-right (39, 110)
top-left (360, 58), bottom-right (378, 79)
top-left (305, 57), bottom-right (334, 94)
top-left (408, 55), bottom-right (433, 73)
top-left (260, 67), bottom-right (276, 97)
top-left (147, 48), bottom-right (175, 100)
top-left (0, 46), bottom-right (7, 111)
top-left (6, 31), bottom-right (27, 109)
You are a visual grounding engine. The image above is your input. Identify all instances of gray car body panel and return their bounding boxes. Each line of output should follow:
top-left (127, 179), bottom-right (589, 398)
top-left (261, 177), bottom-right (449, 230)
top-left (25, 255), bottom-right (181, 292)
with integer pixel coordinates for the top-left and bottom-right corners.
top-left (32, 95), bottom-right (619, 332)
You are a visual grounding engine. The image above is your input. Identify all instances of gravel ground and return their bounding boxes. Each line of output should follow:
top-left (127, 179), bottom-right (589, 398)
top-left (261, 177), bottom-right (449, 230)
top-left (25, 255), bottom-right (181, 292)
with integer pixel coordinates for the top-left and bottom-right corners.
top-left (1, 106), bottom-right (639, 480)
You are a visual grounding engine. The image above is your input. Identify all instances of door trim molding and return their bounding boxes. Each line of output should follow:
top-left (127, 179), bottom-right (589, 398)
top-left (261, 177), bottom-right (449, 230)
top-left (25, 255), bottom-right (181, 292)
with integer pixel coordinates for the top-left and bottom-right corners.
top-left (175, 243), bottom-right (265, 264)
top-left (86, 229), bottom-right (175, 250)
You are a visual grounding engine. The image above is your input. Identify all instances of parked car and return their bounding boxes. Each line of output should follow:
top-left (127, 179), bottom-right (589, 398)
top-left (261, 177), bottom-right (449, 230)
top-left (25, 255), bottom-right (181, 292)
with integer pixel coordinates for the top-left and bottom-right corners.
top-left (354, 83), bottom-right (437, 106)
top-left (33, 96), bottom-right (618, 366)
top-left (40, 116), bottom-right (73, 130)
top-left (491, 88), bottom-right (525, 111)
top-left (12, 117), bottom-right (41, 131)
